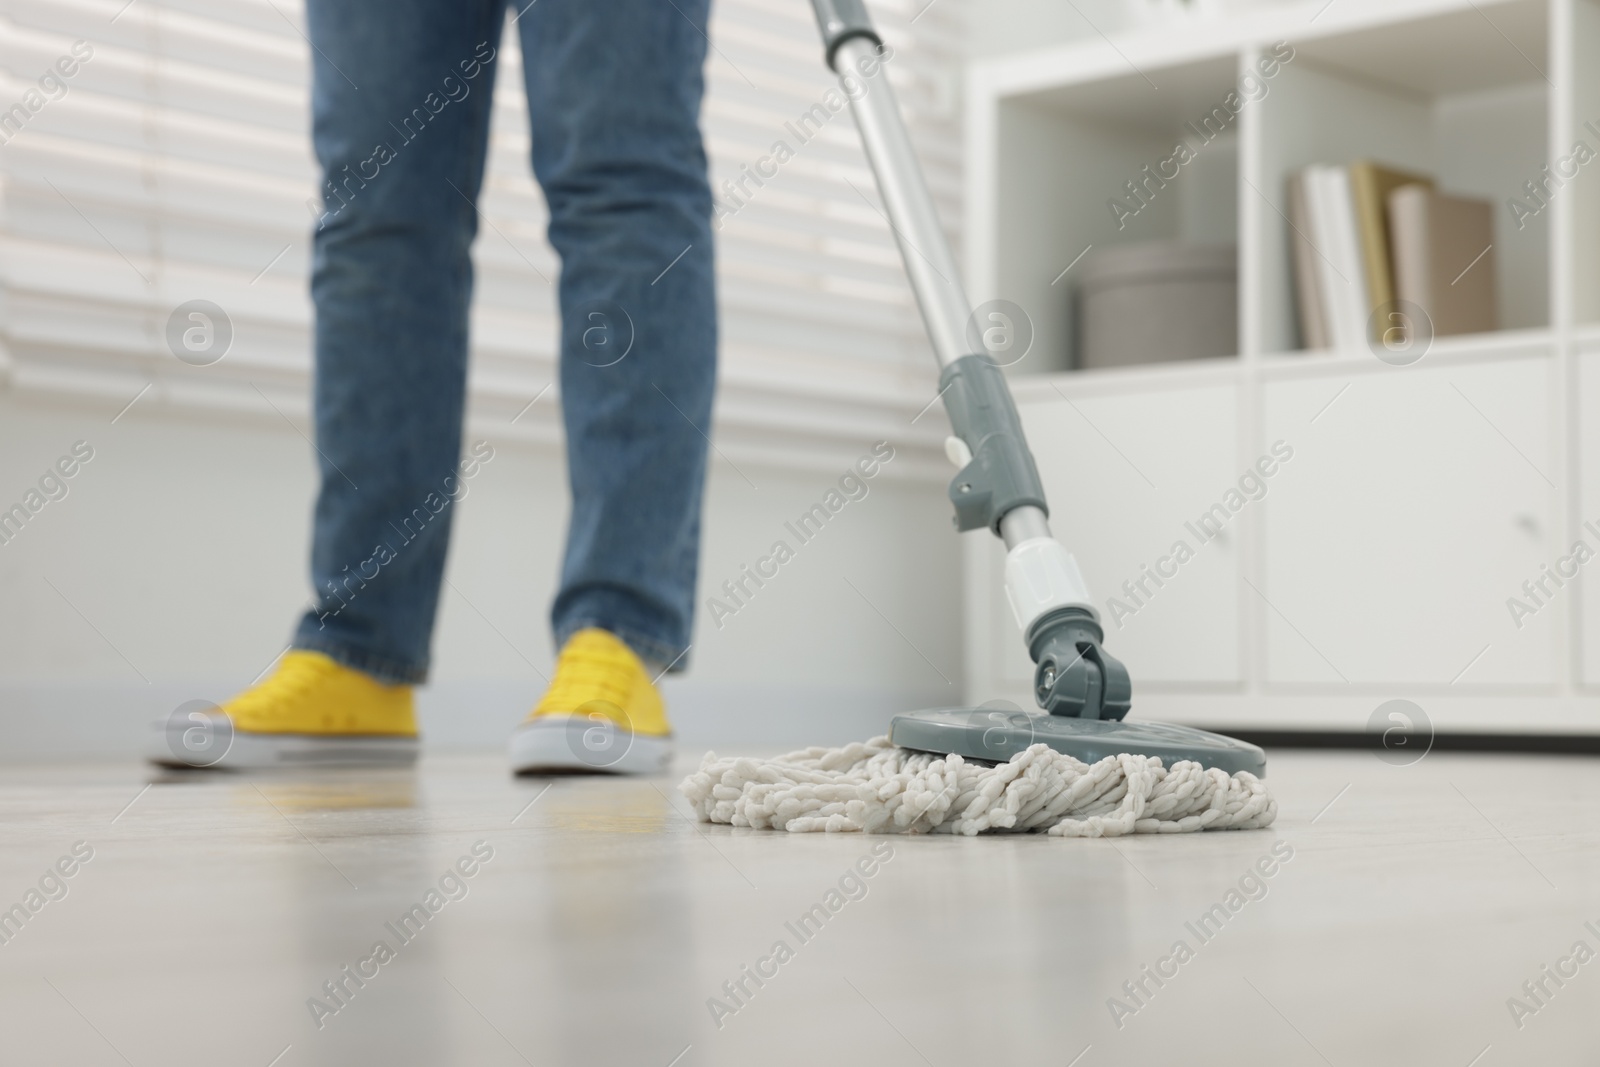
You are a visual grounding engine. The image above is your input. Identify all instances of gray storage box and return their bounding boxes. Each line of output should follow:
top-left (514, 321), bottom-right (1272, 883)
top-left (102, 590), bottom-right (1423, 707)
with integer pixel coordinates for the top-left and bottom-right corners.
top-left (1075, 242), bottom-right (1237, 369)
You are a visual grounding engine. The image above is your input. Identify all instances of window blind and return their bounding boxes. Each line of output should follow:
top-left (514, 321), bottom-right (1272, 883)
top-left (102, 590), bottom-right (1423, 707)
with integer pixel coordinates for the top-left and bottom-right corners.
top-left (0, 0), bottom-right (961, 480)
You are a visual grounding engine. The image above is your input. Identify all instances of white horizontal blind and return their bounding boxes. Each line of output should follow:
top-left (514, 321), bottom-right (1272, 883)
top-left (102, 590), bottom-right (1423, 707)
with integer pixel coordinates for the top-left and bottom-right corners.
top-left (0, 0), bottom-right (960, 479)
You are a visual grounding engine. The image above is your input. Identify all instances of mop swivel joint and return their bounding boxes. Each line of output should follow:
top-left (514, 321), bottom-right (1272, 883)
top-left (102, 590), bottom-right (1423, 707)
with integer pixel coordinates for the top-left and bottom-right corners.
top-left (1027, 608), bottom-right (1132, 721)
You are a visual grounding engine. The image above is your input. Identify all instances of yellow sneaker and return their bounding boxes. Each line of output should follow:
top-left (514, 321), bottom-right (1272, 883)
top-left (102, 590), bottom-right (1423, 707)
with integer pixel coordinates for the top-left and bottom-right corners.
top-left (148, 650), bottom-right (420, 769)
top-left (509, 628), bottom-right (674, 775)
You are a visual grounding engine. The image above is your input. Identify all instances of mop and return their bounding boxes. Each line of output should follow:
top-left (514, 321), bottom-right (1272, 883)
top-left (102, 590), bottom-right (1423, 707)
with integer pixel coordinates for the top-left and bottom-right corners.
top-left (680, 739), bottom-right (1275, 836)
top-left (680, 0), bottom-right (1276, 835)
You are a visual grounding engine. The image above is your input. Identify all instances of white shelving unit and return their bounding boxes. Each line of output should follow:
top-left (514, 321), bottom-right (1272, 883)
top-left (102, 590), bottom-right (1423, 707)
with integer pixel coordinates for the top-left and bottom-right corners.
top-left (962, 0), bottom-right (1600, 732)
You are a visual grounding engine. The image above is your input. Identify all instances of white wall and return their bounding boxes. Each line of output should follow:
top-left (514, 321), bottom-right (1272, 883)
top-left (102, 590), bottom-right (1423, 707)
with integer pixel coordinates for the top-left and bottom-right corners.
top-left (0, 389), bottom-right (963, 760)
top-left (960, 0), bottom-right (1126, 60)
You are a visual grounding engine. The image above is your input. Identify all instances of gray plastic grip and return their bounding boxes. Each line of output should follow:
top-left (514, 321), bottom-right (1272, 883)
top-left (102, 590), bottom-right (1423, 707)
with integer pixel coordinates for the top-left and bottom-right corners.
top-left (939, 354), bottom-right (1049, 534)
top-left (808, 0), bottom-right (882, 71)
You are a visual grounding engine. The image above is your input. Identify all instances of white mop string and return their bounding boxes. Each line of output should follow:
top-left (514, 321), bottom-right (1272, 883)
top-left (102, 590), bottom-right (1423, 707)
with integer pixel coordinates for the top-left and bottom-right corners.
top-left (678, 737), bottom-right (1276, 837)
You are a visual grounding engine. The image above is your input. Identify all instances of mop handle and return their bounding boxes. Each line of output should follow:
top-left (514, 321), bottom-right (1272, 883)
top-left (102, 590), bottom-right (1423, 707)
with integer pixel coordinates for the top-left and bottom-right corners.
top-left (807, 0), bottom-right (972, 368)
top-left (806, 1), bottom-right (1133, 721)
top-left (806, 0), bottom-right (1048, 548)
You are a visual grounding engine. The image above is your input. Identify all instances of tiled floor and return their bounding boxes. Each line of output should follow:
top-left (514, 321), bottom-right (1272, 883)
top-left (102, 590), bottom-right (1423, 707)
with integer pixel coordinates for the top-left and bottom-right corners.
top-left (1, 748), bottom-right (1597, 1066)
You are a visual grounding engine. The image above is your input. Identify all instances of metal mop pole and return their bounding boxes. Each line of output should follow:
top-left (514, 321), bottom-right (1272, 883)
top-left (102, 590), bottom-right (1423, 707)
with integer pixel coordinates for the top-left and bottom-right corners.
top-left (806, 0), bottom-right (1131, 720)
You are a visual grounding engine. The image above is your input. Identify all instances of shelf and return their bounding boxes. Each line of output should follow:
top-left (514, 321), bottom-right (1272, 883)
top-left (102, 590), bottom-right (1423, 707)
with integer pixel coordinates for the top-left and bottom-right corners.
top-left (963, 0), bottom-right (1600, 727)
top-left (1255, 0), bottom-right (1551, 356)
top-left (1256, 325), bottom-right (1556, 377)
top-left (969, 0), bottom-right (1577, 376)
top-left (1286, 0), bottom-right (1547, 97)
top-left (991, 55), bottom-right (1243, 374)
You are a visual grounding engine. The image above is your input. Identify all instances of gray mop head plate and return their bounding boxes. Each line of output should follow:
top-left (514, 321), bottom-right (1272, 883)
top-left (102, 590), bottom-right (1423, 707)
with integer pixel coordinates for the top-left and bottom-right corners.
top-left (888, 707), bottom-right (1267, 777)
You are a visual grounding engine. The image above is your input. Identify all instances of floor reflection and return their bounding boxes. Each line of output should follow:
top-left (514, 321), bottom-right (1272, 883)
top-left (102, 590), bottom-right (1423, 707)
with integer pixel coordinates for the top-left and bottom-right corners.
top-left (462, 776), bottom-right (701, 1064)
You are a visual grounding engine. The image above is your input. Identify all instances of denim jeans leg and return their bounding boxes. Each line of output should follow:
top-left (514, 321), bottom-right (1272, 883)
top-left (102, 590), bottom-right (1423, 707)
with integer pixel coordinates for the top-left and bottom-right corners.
top-left (292, 0), bottom-right (508, 684)
top-left (517, 0), bottom-right (718, 675)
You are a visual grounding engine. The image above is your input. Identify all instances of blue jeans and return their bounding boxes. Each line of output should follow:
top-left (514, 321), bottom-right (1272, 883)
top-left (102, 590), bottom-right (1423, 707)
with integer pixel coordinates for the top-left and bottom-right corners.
top-left (291, 0), bottom-right (717, 684)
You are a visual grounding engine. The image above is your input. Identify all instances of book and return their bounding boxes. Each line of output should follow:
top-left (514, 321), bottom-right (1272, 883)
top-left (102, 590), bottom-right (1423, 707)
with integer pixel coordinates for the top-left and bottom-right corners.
top-left (1348, 160), bottom-right (1433, 321)
top-left (1302, 166), bottom-right (1344, 348)
top-left (1386, 186), bottom-right (1497, 337)
top-left (1287, 170), bottom-right (1329, 349)
top-left (1304, 165), bottom-right (1370, 350)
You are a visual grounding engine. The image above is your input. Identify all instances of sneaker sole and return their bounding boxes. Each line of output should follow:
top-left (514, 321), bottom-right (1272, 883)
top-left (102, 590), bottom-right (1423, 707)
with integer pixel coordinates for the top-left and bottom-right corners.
top-left (509, 716), bottom-right (672, 775)
top-left (147, 722), bottom-right (419, 770)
